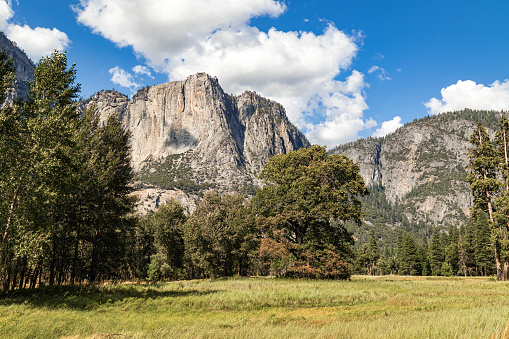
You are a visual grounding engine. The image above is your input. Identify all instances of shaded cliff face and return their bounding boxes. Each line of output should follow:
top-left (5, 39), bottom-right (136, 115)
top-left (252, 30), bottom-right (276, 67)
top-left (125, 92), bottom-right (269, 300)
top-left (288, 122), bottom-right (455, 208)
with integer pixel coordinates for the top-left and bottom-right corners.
top-left (87, 73), bottom-right (309, 210)
top-left (332, 110), bottom-right (500, 228)
top-left (0, 32), bottom-right (34, 101)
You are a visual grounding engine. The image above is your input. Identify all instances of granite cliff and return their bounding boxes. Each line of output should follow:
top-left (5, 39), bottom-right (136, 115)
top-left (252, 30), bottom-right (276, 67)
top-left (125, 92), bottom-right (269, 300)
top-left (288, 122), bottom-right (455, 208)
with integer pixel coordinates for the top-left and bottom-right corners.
top-left (86, 73), bottom-right (310, 212)
top-left (0, 31), bottom-right (34, 101)
top-left (332, 109), bottom-right (501, 245)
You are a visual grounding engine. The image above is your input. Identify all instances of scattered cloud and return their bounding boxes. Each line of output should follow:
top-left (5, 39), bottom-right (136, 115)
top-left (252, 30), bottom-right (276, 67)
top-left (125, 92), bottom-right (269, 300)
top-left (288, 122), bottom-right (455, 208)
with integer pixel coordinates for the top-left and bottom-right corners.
top-left (109, 66), bottom-right (140, 90)
top-left (0, 0), bottom-right (69, 61)
top-left (372, 116), bottom-right (403, 138)
top-left (425, 80), bottom-right (509, 115)
top-left (368, 65), bottom-right (391, 81)
top-left (74, 0), bottom-right (375, 148)
top-left (132, 65), bottom-right (153, 78)
top-left (305, 71), bottom-right (375, 146)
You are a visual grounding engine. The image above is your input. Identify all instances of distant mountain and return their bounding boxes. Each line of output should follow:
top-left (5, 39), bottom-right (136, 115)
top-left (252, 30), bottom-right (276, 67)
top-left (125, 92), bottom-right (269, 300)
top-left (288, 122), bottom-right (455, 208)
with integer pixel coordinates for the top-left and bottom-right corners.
top-left (86, 73), bottom-right (310, 213)
top-left (0, 31), bottom-right (34, 101)
top-left (331, 109), bottom-right (501, 248)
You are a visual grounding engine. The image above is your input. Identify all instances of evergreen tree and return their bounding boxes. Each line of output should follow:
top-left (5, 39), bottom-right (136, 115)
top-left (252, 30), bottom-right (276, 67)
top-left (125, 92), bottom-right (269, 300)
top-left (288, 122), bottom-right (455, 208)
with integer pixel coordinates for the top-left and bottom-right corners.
top-left (445, 225), bottom-right (460, 275)
top-left (474, 212), bottom-right (493, 276)
top-left (468, 122), bottom-right (501, 279)
top-left (494, 115), bottom-right (509, 280)
top-left (429, 228), bottom-right (443, 276)
top-left (366, 229), bottom-right (380, 275)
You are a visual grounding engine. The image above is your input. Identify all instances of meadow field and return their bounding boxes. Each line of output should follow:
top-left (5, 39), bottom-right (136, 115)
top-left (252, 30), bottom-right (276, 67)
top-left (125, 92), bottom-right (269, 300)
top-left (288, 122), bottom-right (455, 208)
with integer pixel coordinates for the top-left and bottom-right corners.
top-left (1, 275), bottom-right (509, 338)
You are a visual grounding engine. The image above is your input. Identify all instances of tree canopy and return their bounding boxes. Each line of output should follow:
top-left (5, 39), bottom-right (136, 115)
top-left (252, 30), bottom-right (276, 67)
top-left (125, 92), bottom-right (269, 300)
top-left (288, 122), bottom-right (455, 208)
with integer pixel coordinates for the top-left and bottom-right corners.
top-left (251, 145), bottom-right (368, 278)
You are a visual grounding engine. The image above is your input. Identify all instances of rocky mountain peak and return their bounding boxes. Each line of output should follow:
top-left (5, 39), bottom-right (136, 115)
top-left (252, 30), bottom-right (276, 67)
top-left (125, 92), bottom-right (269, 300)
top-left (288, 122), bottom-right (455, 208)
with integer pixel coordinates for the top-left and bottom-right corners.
top-left (87, 73), bottom-right (310, 212)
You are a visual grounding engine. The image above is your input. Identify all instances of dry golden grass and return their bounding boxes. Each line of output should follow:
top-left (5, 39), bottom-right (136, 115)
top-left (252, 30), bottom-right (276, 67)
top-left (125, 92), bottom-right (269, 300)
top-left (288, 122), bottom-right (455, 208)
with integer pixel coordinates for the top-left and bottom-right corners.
top-left (2, 275), bottom-right (509, 338)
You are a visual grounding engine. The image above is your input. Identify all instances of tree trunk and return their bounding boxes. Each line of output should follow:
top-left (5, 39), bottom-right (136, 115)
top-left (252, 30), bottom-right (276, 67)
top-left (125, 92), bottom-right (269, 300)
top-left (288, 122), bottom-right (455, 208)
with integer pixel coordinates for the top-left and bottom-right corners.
top-left (495, 247), bottom-right (503, 281)
top-left (0, 182), bottom-right (23, 286)
top-left (49, 236), bottom-right (57, 286)
top-left (90, 234), bottom-right (99, 283)
top-left (503, 260), bottom-right (509, 281)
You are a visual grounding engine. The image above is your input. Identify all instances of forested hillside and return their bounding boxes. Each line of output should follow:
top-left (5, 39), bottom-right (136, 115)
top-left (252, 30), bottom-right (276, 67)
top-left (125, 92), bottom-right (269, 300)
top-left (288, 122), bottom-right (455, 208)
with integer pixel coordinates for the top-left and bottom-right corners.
top-left (333, 109), bottom-right (502, 250)
top-left (344, 111), bottom-right (509, 280)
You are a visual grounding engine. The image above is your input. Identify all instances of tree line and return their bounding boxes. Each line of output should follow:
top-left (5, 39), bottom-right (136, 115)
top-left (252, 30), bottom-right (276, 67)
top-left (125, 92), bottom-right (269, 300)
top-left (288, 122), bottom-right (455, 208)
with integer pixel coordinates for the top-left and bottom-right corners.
top-left (0, 51), bottom-right (369, 291)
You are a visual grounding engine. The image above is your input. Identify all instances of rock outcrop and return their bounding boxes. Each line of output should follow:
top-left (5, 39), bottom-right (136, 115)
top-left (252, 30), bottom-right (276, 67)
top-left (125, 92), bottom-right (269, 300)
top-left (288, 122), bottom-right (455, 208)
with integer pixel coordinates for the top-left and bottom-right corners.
top-left (332, 109), bottom-right (500, 228)
top-left (0, 31), bottom-right (34, 101)
top-left (87, 73), bottom-right (310, 213)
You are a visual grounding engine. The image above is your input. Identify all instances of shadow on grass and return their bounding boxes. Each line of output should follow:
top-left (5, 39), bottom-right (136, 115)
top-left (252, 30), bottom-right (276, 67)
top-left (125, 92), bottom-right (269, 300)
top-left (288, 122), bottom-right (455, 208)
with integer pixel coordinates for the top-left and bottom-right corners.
top-left (0, 284), bottom-right (220, 311)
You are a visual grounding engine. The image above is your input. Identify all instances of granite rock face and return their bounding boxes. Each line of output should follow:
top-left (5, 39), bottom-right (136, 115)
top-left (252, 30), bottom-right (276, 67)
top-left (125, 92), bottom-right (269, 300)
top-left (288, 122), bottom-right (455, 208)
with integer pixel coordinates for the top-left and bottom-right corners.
top-left (87, 73), bottom-right (310, 213)
top-left (332, 110), bottom-right (500, 227)
top-left (0, 32), bottom-right (34, 101)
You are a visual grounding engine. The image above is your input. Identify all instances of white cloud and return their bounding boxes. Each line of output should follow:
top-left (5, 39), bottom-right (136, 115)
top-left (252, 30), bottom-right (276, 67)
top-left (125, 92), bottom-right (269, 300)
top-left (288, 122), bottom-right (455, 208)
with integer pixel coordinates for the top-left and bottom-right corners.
top-left (0, 0), bottom-right (69, 61)
top-left (372, 116), bottom-right (403, 138)
top-left (133, 65), bottom-right (153, 77)
top-left (0, 0), bottom-right (13, 28)
top-left (425, 80), bottom-right (509, 115)
top-left (368, 65), bottom-right (391, 81)
top-left (305, 71), bottom-right (374, 146)
top-left (75, 0), bottom-right (374, 148)
top-left (109, 66), bottom-right (140, 90)
top-left (5, 25), bottom-right (70, 61)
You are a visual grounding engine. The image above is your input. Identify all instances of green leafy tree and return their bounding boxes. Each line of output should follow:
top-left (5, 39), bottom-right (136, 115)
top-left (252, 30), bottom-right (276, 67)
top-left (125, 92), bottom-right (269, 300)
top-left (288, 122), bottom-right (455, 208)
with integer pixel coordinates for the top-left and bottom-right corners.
top-left (0, 52), bottom-right (24, 290)
top-left (251, 145), bottom-right (368, 279)
top-left (184, 192), bottom-right (257, 278)
top-left (147, 199), bottom-right (186, 281)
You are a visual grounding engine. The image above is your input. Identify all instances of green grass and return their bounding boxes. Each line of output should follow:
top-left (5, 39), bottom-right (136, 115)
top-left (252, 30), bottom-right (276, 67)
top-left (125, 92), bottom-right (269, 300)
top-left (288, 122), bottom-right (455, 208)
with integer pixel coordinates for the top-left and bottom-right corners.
top-left (2, 275), bottom-right (509, 338)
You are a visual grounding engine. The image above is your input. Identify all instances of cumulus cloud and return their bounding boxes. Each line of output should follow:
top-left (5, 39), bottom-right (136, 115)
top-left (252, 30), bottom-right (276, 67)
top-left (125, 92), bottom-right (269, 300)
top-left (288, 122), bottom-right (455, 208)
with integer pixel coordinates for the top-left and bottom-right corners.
top-left (372, 116), bottom-right (403, 138)
top-left (6, 25), bottom-right (70, 61)
top-left (305, 71), bottom-right (375, 146)
top-left (109, 66), bottom-right (140, 90)
top-left (0, 0), bottom-right (13, 28)
top-left (0, 0), bottom-right (69, 61)
top-left (425, 80), bottom-right (509, 115)
top-left (75, 0), bottom-right (374, 148)
top-left (132, 65), bottom-right (153, 78)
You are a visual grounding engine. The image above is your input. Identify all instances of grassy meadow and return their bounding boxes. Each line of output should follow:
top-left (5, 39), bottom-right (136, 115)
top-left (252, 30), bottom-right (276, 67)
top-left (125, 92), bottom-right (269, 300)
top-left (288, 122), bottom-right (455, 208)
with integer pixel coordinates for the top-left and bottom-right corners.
top-left (2, 275), bottom-right (509, 338)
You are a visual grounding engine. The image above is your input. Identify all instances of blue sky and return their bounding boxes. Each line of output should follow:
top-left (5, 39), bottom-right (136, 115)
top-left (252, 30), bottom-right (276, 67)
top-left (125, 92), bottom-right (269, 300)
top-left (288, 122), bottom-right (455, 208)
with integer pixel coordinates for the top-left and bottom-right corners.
top-left (2, 0), bottom-right (509, 147)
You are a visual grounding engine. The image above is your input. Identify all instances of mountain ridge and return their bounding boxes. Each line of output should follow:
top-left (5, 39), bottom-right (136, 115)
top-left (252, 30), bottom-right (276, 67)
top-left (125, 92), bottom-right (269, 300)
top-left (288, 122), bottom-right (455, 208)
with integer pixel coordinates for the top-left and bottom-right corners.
top-left (331, 109), bottom-right (502, 247)
top-left (86, 72), bottom-right (310, 213)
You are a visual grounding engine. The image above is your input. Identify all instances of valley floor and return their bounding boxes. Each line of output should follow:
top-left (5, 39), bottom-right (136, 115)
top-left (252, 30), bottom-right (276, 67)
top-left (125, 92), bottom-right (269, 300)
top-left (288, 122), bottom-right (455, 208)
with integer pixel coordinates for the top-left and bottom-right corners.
top-left (1, 275), bottom-right (509, 338)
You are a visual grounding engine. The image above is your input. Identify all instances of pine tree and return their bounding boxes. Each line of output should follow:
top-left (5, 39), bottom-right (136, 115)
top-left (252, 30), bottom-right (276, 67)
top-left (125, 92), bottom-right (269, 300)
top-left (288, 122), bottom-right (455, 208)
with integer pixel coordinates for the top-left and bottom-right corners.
top-left (494, 115), bottom-right (509, 280)
top-left (467, 122), bottom-right (501, 279)
top-left (445, 225), bottom-right (460, 275)
top-left (474, 212), bottom-right (493, 276)
top-left (429, 228), bottom-right (443, 276)
top-left (366, 230), bottom-right (380, 275)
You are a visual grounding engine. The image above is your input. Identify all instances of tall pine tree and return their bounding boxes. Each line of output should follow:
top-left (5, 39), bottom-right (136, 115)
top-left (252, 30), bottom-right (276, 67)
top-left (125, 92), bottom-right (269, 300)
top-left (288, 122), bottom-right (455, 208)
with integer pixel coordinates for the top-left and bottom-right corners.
top-left (468, 122), bottom-right (502, 280)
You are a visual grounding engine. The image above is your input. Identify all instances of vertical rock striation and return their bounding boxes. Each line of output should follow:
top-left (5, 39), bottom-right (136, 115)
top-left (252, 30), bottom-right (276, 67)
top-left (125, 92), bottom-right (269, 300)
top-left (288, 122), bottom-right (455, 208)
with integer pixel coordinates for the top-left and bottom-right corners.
top-left (332, 110), bottom-right (500, 227)
top-left (87, 73), bottom-right (309, 211)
